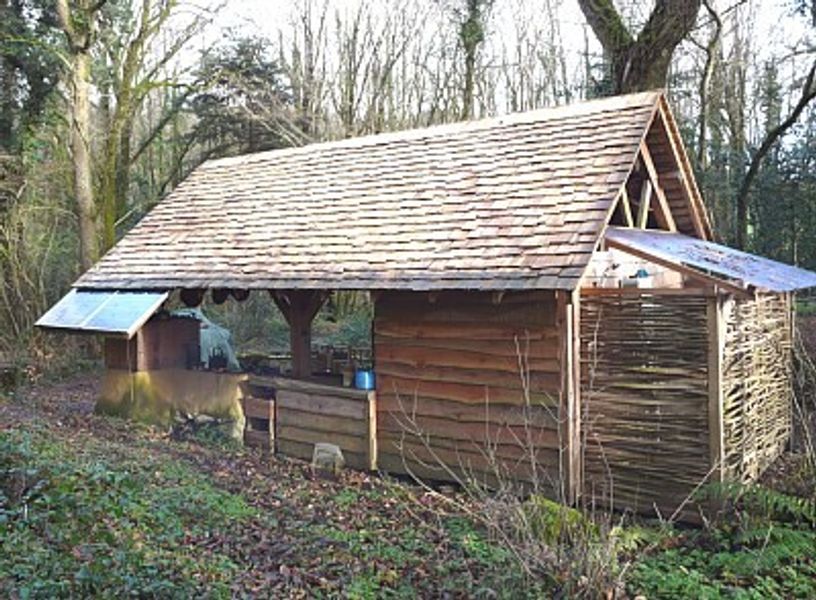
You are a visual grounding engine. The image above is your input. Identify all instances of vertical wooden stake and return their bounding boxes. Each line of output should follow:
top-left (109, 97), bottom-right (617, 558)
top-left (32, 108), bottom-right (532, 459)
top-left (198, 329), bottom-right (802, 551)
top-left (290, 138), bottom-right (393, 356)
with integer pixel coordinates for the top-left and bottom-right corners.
top-left (557, 289), bottom-right (581, 505)
top-left (787, 291), bottom-right (796, 450)
top-left (570, 288), bottom-right (582, 505)
top-left (707, 295), bottom-right (726, 484)
top-left (367, 391), bottom-right (378, 471)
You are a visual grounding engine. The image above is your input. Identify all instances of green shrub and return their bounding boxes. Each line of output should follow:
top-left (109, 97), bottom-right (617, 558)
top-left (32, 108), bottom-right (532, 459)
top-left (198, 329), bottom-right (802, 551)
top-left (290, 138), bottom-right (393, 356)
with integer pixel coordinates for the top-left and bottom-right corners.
top-left (628, 484), bottom-right (816, 599)
top-left (522, 495), bottom-right (598, 545)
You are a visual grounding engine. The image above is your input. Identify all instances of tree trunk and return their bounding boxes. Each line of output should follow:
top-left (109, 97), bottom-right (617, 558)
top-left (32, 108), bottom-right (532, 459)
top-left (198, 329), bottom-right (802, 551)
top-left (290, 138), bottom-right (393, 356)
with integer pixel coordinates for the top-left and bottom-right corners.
top-left (69, 49), bottom-right (99, 271)
top-left (459, 0), bottom-right (488, 120)
top-left (58, 0), bottom-right (105, 271)
top-left (577, 0), bottom-right (702, 94)
top-left (99, 103), bottom-right (134, 250)
top-left (698, 0), bottom-right (722, 170)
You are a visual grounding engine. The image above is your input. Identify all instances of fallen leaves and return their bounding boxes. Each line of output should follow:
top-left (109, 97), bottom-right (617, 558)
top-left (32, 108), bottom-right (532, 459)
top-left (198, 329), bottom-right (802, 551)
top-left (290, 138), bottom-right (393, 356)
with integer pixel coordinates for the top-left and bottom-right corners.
top-left (0, 375), bottom-right (526, 598)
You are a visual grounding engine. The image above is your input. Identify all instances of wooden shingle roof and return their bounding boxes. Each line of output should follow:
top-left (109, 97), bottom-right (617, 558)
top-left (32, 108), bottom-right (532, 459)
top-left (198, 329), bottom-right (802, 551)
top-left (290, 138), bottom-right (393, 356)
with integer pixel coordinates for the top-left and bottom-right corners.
top-left (78, 91), bottom-right (669, 291)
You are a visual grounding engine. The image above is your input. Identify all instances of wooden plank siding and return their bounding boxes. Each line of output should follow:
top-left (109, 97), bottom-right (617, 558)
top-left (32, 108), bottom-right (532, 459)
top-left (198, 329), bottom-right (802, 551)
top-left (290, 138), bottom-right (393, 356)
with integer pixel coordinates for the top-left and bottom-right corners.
top-left (580, 292), bottom-right (712, 518)
top-left (374, 291), bottom-right (566, 494)
top-left (270, 377), bottom-right (377, 471)
top-left (104, 317), bottom-right (199, 372)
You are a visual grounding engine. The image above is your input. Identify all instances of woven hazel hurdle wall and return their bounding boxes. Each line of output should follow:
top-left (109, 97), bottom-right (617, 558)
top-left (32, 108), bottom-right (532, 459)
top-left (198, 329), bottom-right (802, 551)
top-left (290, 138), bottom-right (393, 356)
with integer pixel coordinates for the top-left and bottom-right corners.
top-left (580, 291), bottom-right (794, 516)
top-left (722, 294), bottom-right (793, 483)
top-left (580, 293), bottom-right (711, 516)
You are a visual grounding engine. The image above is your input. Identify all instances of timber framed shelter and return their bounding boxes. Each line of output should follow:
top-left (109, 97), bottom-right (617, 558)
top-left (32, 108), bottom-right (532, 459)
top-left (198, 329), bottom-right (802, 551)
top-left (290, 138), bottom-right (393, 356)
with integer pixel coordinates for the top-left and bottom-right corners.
top-left (38, 91), bottom-right (816, 515)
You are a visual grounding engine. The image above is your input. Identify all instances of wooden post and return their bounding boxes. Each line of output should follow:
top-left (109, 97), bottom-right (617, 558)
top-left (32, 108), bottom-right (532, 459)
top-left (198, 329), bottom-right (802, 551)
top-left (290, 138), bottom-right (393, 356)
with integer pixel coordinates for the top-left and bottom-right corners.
top-left (787, 291), bottom-right (795, 450)
top-left (570, 288), bottom-right (582, 504)
top-left (272, 290), bottom-right (328, 379)
top-left (367, 391), bottom-right (378, 470)
top-left (637, 179), bottom-right (652, 229)
top-left (707, 295), bottom-right (726, 484)
top-left (557, 290), bottom-right (581, 505)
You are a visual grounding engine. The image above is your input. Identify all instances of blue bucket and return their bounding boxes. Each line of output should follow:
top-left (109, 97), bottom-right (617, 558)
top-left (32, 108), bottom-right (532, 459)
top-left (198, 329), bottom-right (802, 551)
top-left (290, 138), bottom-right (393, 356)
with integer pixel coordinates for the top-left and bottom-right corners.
top-left (354, 369), bottom-right (375, 390)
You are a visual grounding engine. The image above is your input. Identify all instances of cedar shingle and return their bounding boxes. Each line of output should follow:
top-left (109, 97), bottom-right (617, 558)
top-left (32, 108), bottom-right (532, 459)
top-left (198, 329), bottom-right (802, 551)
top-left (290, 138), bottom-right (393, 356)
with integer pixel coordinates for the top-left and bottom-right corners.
top-left (77, 92), bottom-right (663, 291)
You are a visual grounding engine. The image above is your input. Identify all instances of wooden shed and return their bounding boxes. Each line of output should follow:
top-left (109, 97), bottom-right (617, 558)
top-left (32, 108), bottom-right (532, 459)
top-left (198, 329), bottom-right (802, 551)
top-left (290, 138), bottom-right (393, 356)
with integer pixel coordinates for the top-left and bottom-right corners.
top-left (37, 91), bottom-right (816, 515)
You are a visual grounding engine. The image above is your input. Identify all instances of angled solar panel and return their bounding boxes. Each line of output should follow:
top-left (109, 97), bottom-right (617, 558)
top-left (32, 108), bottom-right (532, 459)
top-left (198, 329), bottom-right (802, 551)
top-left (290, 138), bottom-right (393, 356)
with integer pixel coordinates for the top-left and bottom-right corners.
top-left (36, 289), bottom-right (169, 338)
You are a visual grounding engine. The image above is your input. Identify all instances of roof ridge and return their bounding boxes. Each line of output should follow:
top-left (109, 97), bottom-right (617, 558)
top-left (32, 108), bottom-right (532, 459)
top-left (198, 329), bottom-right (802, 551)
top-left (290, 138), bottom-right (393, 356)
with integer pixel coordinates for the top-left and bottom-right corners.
top-left (200, 90), bottom-right (664, 171)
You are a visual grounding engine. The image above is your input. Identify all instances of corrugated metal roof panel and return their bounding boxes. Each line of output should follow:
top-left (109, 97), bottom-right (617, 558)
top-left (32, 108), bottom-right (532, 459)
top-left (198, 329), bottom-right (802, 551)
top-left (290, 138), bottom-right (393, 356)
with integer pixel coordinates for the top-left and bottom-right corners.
top-left (604, 227), bottom-right (816, 293)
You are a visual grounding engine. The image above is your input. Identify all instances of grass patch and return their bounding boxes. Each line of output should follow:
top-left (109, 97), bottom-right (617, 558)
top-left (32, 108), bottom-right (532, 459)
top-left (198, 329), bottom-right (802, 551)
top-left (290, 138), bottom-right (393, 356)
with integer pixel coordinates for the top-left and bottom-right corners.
top-left (627, 486), bottom-right (816, 599)
top-left (0, 428), bottom-right (256, 598)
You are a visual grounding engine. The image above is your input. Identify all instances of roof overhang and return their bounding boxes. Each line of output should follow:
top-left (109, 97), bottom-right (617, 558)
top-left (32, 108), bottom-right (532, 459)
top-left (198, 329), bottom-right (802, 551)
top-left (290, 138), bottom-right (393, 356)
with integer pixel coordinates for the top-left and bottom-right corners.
top-left (604, 227), bottom-right (816, 294)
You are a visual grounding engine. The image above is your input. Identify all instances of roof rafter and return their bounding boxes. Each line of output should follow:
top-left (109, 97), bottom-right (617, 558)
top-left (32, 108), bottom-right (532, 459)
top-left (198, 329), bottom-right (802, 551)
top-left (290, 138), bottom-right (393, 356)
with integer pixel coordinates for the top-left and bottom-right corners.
top-left (657, 97), bottom-right (711, 239)
top-left (639, 141), bottom-right (677, 232)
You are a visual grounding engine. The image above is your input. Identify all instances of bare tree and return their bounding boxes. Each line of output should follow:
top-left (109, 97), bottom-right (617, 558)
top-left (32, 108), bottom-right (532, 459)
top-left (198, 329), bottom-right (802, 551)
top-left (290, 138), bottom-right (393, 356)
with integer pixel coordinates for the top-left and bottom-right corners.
top-left (283, 0), bottom-right (329, 138)
top-left (97, 0), bottom-right (216, 250)
top-left (577, 0), bottom-right (702, 94)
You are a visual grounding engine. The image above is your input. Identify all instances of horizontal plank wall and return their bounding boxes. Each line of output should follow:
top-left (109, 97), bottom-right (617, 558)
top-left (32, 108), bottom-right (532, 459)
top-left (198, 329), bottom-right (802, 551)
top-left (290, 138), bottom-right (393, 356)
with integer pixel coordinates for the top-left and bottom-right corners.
top-left (722, 293), bottom-right (793, 482)
top-left (374, 291), bottom-right (563, 493)
top-left (580, 293), bottom-right (711, 517)
top-left (271, 377), bottom-right (377, 471)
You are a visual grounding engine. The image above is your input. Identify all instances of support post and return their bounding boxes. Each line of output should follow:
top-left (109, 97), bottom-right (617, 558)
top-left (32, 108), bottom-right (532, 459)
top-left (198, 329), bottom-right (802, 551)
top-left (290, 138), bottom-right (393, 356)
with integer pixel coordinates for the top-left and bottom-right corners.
top-left (570, 288), bottom-right (582, 504)
top-left (639, 141), bottom-right (677, 232)
top-left (367, 391), bottom-right (378, 470)
top-left (787, 291), bottom-right (795, 450)
top-left (707, 295), bottom-right (726, 484)
top-left (272, 290), bottom-right (328, 379)
top-left (557, 290), bottom-right (582, 505)
top-left (620, 188), bottom-right (634, 227)
top-left (637, 179), bottom-right (652, 229)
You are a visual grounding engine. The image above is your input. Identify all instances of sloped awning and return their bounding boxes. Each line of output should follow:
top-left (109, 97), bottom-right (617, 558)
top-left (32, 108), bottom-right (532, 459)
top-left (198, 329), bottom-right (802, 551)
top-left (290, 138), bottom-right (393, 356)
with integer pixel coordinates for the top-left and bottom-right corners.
top-left (35, 289), bottom-right (168, 338)
top-left (603, 227), bottom-right (816, 293)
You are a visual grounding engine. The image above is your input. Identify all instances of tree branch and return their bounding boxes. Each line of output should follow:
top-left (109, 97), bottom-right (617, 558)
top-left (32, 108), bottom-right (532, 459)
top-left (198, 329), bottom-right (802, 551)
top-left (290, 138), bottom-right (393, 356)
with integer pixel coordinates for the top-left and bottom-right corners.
top-left (578, 0), bottom-right (702, 93)
top-left (576, 0), bottom-right (632, 54)
top-left (735, 58), bottom-right (816, 248)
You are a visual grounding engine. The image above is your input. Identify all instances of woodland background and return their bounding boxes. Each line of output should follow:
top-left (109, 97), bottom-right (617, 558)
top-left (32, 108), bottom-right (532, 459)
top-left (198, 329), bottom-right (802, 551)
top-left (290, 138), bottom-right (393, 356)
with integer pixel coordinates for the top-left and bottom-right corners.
top-left (2, 0), bottom-right (816, 365)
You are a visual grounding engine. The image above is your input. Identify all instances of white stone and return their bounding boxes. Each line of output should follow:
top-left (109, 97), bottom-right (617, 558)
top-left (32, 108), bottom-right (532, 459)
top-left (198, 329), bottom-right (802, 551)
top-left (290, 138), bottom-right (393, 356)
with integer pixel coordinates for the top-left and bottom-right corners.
top-left (311, 442), bottom-right (345, 475)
